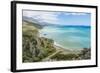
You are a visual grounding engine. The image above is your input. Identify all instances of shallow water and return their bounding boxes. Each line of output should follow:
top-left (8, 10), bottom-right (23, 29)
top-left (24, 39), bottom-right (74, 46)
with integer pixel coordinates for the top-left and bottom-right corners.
top-left (39, 26), bottom-right (91, 50)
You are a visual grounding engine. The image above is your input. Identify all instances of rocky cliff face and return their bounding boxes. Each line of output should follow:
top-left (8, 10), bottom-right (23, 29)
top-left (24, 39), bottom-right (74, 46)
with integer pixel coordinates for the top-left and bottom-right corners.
top-left (22, 21), bottom-right (56, 62)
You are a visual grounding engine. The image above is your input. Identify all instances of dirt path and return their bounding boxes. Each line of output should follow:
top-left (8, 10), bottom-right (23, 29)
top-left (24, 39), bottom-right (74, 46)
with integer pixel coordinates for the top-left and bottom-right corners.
top-left (41, 45), bottom-right (77, 61)
top-left (42, 45), bottom-right (63, 61)
top-left (42, 50), bottom-right (61, 61)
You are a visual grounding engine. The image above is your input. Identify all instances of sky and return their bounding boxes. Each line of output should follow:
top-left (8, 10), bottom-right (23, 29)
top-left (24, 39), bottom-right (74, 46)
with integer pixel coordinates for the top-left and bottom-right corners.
top-left (23, 10), bottom-right (91, 26)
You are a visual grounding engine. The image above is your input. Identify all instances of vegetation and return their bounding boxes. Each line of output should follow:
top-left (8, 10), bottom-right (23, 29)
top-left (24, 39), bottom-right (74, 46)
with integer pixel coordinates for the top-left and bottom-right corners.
top-left (51, 53), bottom-right (79, 60)
top-left (51, 48), bottom-right (91, 61)
top-left (22, 21), bottom-right (56, 62)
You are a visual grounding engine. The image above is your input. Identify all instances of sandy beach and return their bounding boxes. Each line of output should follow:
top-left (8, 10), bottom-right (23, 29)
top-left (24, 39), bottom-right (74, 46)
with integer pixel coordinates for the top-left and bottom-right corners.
top-left (54, 42), bottom-right (82, 54)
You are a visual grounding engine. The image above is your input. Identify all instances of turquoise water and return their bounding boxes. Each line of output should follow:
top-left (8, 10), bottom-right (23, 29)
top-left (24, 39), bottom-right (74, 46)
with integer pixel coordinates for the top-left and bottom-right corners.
top-left (39, 26), bottom-right (91, 50)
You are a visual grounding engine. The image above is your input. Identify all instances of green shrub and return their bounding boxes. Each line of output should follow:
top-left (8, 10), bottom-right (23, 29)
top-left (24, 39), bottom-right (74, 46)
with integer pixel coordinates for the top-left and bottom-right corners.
top-left (51, 53), bottom-right (78, 60)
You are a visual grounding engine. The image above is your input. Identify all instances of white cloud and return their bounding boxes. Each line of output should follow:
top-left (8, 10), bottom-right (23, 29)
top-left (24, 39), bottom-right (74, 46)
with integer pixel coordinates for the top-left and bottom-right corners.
top-left (64, 12), bottom-right (88, 16)
top-left (23, 10), bottom-right (60, 24)
top-left (23, 10), bottom-right (89, 25)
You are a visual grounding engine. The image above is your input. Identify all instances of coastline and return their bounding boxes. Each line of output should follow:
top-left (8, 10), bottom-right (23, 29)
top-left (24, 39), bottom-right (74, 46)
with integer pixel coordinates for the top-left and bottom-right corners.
top-left (53, 42), bottom-right (83, 54)
top-left (22, 19), bottom-right (91, 62)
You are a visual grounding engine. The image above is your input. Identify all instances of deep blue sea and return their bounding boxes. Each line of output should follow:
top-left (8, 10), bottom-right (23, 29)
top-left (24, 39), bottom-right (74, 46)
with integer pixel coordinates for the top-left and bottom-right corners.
top-left (39, 26), bottom-right (91, 50)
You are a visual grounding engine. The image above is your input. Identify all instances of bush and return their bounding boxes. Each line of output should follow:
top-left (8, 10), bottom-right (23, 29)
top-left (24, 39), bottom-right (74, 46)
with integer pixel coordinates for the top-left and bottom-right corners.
top-left (51, 53), bottom-right (78, 60)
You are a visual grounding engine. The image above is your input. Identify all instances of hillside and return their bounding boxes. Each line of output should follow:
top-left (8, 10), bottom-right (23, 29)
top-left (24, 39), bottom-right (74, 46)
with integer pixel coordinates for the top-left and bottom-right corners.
top-left (22, 21), bottom-right (56, 62)
top-left (23, 16), bottom-right (43, 29)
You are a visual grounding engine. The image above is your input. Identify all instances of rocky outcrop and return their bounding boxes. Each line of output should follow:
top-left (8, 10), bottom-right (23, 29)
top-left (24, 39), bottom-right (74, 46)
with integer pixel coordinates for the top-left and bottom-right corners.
top-left (78, 48), bottom-right (91, 60)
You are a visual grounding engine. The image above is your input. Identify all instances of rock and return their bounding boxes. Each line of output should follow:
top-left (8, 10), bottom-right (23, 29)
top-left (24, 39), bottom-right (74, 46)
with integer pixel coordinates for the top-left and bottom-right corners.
top-left (78, 48), bottom-right (91, 59)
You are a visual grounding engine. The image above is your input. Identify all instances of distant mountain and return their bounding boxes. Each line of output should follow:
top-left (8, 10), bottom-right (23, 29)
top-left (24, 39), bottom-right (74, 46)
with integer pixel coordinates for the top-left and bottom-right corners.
top-left (23, 16), bottom-right (43, 29)
top-left (23, 16), bottom-right (39, 23)
top-left (23, 16), bottom-right (47, 26)
top-left (23, 16), bottom-right (61, 26)
top-left (23, 16), bottom-right (90, 27)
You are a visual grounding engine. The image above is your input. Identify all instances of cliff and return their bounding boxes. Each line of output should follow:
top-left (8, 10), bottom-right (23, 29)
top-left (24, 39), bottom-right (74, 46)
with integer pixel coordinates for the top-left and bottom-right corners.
top-left (22, 21), bottom-right (56, 62)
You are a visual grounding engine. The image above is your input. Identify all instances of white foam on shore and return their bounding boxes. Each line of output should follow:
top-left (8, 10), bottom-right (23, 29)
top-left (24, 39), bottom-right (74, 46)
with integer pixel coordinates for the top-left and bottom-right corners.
top-left (54, 42), bottom-right (72, 50)
top-left (54, 42), bottom-right (82, 51)
top-left (54, 42), bottom-right (66, 49)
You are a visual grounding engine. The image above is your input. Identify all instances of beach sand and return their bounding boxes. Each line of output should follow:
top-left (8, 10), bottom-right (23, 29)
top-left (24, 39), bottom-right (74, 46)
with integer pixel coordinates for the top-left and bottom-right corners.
top-left (54, 42), bottom-right (82, 54)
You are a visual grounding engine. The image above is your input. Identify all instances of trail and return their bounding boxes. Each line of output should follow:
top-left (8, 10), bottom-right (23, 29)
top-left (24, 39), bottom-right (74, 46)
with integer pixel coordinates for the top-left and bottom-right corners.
top-left (42, 46), bottom-right (63, 61)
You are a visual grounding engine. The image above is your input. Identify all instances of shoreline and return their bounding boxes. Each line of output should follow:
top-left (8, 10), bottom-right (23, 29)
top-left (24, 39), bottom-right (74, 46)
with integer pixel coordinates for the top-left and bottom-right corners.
top-left (54, 42), bottom-right (83, 51)
top-left (54, 42), bottom-right (85, 54)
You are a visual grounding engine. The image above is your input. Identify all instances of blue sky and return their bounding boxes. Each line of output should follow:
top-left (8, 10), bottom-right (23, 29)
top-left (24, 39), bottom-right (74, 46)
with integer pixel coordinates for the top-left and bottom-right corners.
top-left (23, 10), bottom-right (91, 26)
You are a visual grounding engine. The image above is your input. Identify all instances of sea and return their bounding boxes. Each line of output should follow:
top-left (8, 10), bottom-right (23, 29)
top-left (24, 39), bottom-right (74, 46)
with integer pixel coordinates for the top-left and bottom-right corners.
top-left (39, 26), bottom-right (91, 50)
